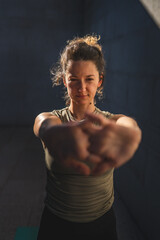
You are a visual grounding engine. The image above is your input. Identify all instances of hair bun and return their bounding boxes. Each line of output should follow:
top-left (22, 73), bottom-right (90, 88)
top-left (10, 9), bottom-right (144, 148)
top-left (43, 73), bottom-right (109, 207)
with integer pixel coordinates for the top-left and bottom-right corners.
top-left (67, 34), bottom-right (102, 51)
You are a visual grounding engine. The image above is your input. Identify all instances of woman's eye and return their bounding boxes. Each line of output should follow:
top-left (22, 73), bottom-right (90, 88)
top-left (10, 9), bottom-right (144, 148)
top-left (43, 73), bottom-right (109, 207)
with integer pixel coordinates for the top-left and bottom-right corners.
top-left (87, 78), bottom-right (94, 81)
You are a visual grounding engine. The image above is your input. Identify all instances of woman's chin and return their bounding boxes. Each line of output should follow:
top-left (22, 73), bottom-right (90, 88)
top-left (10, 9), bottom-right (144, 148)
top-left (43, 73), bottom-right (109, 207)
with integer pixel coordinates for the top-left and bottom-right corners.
top-left (72, 97), bottom-right (92, 106)
top-left (77, 99), bottom-right (91, 105)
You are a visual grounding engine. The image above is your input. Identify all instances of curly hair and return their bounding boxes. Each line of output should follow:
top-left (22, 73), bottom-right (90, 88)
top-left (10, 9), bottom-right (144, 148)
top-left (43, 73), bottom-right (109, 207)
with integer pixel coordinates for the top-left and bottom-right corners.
top-left (50, 34), bottom-right (106, 105)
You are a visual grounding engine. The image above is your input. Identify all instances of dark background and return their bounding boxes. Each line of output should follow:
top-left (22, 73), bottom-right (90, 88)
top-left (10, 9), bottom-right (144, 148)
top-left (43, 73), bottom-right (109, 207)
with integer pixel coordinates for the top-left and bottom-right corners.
top-left (0, 0), bottom-right (160, 239)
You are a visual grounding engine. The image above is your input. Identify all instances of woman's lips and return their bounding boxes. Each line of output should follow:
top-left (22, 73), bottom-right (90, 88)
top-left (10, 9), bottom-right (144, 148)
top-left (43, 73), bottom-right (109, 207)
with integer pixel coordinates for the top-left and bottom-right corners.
top-left (76, 94), bottom-right (88, 98)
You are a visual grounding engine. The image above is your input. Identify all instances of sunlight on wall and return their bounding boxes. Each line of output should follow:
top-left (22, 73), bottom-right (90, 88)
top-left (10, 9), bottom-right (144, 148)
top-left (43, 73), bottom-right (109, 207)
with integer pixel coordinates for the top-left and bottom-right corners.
top-left (139, 0), bottom-right (160, 28)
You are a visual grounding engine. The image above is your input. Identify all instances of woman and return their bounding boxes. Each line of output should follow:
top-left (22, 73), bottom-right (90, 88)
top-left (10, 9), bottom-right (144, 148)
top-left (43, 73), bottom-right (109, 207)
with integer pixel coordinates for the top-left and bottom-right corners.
top-left (33, 35), bottom-right (142, 239)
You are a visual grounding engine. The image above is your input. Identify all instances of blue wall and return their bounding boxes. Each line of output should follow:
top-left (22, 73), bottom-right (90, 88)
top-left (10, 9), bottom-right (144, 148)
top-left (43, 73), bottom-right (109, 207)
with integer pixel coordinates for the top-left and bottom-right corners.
top-left (0, 0), bottom-right (84, 125)
top-left (84, 0), bottom-right (160, 239)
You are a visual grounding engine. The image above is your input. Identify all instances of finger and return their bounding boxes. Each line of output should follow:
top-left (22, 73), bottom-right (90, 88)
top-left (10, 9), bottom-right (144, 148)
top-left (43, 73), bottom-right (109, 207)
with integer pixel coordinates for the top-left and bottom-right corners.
top-left (86, 154), bottom-right (102, 164)
top-left (67, 159), bottom-right (91, 176)
top-left (91, 161), bottom-right (114, 176)
top-left (78, 120), bottom-right (100, 137)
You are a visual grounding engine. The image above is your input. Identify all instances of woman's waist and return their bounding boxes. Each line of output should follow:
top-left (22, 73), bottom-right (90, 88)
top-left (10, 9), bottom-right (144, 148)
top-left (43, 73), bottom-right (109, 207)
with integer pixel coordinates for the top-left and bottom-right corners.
top-left (45, 170), bottom-right (114, 210)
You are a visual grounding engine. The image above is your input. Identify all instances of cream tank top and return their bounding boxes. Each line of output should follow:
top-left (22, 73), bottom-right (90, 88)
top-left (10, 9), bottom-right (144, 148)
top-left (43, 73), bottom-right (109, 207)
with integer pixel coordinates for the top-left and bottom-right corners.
top-left (44, 107), bottom-right (115, 223)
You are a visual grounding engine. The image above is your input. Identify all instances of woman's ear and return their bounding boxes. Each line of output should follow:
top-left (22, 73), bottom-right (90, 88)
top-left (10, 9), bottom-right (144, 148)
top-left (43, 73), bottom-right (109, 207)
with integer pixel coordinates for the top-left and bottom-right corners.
top-left (98, 74), bottom-right (103, 87)
top-left (98, 79), bottom-right (102, 87)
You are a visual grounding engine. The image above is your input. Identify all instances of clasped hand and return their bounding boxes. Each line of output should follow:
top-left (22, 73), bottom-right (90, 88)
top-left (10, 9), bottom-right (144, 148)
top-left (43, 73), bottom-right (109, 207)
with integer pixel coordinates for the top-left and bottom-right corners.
top-left (44, 113), bottom-right (141, 176)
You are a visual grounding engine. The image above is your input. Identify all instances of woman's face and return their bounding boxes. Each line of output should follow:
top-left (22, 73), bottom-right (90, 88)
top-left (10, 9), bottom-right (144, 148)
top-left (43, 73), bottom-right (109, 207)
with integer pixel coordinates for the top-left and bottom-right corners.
top-left (63, 60), bottom-right (102, 106)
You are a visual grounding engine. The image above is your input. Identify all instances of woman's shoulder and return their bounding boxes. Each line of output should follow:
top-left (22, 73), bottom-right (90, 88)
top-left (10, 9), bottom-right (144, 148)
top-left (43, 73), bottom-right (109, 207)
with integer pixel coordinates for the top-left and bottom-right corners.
top-left (51, 107), bottom-right (68, 116)
top-left (51, 107), bottom-right (70, 123)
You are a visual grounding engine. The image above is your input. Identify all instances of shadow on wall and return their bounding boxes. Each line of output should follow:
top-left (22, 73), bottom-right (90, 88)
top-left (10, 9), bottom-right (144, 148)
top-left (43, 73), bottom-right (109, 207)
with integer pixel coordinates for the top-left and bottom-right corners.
top-left (84, 0), bottom-right (160, 239)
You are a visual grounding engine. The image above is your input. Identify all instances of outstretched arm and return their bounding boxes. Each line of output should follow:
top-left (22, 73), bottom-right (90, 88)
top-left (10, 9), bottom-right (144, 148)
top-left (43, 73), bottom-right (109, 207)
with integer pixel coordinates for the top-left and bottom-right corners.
top-left (33, 113), bottom-right (101, 175)
top-left (112, 114), bottom-right (140, 129)
top-left (33, 112), bottom-right (62, 139)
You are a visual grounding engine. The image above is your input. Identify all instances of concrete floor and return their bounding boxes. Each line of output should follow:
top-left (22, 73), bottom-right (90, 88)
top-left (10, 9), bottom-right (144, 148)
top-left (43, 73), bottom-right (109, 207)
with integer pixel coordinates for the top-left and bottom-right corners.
top-left (0, 126), bottom-right (145, 240)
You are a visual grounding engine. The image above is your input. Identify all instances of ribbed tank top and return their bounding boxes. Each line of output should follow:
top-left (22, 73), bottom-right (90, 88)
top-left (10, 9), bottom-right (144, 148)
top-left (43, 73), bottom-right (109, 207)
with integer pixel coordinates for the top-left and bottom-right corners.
top-left (44, 107), bottom-right (115, 223)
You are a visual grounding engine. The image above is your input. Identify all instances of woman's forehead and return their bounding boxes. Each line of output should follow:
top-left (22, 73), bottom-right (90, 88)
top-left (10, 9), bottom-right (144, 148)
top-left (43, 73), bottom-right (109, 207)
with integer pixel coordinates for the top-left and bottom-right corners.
top-left (66, 60), bottom-right (98, 75)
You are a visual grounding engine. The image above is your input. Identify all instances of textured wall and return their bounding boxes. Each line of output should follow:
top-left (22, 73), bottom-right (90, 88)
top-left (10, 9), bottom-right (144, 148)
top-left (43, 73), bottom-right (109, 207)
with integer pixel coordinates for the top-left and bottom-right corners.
top-left (84, 0), bottom-right (160, 239)
top-left (0, 0), bottom-right (84, 125)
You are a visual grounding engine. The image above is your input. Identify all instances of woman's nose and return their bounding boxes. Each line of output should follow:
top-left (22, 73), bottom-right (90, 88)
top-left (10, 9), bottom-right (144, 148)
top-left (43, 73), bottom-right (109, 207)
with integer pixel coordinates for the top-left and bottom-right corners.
top-left (78, 81), bottom-right (86, 92)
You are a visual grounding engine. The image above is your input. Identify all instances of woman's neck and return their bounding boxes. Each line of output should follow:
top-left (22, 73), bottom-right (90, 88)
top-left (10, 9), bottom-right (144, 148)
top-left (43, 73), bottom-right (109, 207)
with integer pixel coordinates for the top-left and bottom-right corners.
top-left (69, 102), bottom-right (96, 120)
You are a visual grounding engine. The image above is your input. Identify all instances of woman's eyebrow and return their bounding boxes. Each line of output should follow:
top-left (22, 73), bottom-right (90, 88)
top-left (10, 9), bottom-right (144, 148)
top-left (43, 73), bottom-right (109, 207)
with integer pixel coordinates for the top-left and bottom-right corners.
top-left (86, 75), bottom-right (95, 77)
top-left (69, 74), bottom-right (95, 78)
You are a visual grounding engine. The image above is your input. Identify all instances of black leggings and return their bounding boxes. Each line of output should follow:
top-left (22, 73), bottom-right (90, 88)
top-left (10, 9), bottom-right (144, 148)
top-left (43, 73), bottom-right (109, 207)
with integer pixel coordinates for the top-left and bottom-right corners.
top-left (37, 206), bottom-right (118, 239)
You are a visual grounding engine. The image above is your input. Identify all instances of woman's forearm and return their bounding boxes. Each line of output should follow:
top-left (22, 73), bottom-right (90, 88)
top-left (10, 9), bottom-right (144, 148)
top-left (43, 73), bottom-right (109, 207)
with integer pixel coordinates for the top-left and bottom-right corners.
top-left (116, 116), bottom-right (142, 145)
top-left (33, 112), bottom-right (61, 139)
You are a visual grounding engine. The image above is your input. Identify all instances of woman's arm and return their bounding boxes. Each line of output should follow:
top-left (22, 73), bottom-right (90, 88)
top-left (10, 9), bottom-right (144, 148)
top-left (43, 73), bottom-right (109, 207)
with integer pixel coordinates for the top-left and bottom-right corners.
top-left (33, 112), bottom-right (100, 175)
top-left (85, 113), bottom-right (142, 175)
top-left (112, 114), bottom-right (141, 130)
top-left (33, 112), bottom-right (62, 139)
